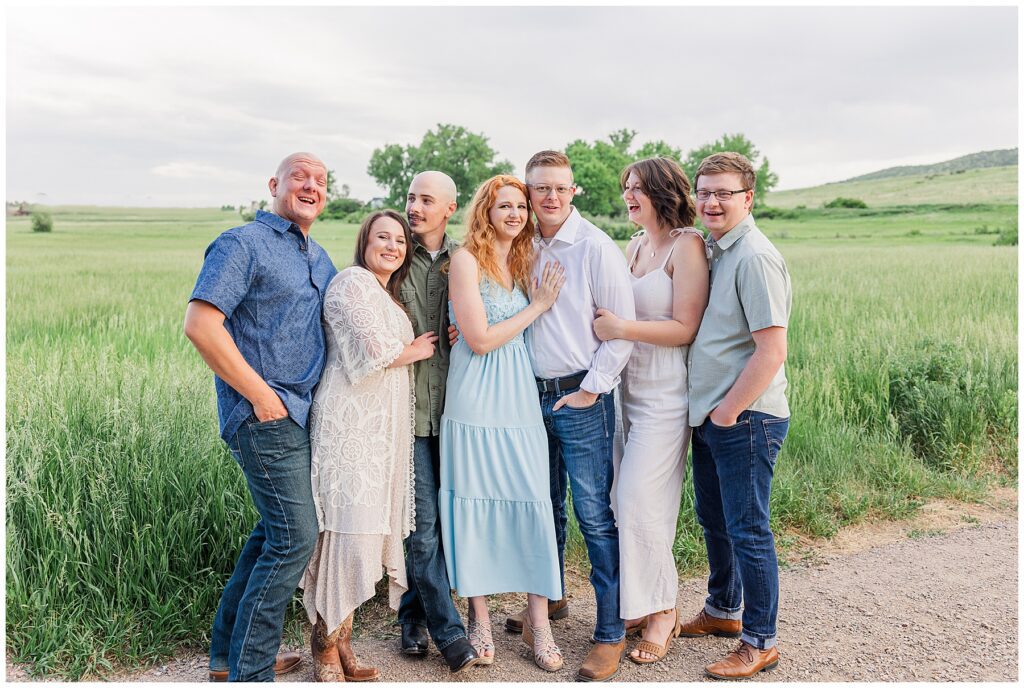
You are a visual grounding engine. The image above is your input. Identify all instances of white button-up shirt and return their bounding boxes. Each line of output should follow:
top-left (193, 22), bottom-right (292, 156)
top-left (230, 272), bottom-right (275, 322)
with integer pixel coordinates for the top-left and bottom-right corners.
top-left (527, 208), bottom-right (635, 394)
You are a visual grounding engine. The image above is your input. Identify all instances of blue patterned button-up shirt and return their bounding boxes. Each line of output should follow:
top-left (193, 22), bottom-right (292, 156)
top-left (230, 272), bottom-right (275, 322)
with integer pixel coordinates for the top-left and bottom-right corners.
top-left (190, 210), bottom-right (337, 442)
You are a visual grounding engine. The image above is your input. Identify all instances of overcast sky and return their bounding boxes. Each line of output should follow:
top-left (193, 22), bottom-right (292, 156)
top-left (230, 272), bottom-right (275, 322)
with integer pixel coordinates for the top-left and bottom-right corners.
top-left (6, 6), bottom-right (1018, 207)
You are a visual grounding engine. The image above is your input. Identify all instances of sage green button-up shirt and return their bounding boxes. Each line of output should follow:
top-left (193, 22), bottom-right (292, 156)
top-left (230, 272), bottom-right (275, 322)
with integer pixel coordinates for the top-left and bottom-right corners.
top-left (687, 214), bottom-right (792, 427)
top-left (400, 234), bottom-right (458, 437)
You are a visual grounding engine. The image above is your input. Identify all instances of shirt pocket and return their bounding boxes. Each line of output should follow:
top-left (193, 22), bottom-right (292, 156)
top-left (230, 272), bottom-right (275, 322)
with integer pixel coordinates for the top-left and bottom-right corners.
top-left (399, 287), bottom-right (419, 333)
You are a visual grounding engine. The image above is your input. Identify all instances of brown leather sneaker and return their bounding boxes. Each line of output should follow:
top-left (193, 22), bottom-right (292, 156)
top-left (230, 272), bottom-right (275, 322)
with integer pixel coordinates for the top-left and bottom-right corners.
top-left (208, 651), bottom-right (303, 681)
top-left (704, 642), bottom-right (779, 680)
top-left (677, 609), bottom-right (741, 638)
top-left (576, 639), bottom-right (625, 682)
top-left (504, 598), bottom-right (569, 633)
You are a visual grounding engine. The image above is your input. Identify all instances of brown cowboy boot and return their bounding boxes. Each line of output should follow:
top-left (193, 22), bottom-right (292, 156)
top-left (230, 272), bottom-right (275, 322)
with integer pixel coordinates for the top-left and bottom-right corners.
top-left (312, 617), bottom-right (345, 683)
top-left (337, 613), bottom-right (380, 682)
top-left (576, 639), bottom-right (625, 682)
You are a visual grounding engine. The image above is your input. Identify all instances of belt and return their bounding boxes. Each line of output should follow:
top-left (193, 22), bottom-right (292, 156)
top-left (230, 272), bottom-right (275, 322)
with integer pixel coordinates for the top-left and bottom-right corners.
top-left (536, 371), bottom-right (587, 394)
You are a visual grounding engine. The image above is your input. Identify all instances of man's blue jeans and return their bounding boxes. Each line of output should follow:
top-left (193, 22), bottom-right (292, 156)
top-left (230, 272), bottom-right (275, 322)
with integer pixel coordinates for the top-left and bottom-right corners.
top-left (541, 386), bottom-right (625, 644)
top-left (209, 417), bottom-right (319, 681)
top-left (397, 435), bottom-right (467, 651)
top-left (691, 410), bottom-right (789, 650)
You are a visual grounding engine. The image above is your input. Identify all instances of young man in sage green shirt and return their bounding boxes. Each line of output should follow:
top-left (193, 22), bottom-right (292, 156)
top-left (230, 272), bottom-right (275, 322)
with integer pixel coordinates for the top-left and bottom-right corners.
top-left (682, 152), bottom-right (792, 681)
top-left (395, 171), bottom-right (480, 674)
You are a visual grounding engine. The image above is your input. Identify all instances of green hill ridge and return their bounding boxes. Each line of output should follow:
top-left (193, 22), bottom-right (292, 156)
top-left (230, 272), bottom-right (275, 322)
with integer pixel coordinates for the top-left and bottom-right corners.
top-left (766, 148), bottom-right (1018, 208)
top-left (843, 148), bottom-right (1017, 182)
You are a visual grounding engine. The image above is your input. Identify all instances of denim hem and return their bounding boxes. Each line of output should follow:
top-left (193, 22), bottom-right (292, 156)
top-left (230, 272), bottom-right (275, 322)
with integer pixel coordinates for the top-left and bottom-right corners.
top-left (705, 601), bottom-right (743, 621)
top-left (436, 633), bottom-right (468, 651)
top-left (741, 631), bottom-right (777, 650)
top-left (591, 633), bottom-right (626, 644)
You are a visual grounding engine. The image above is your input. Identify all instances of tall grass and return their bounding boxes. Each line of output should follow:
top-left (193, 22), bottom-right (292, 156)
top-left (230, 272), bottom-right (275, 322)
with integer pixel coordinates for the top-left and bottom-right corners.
top-left (6, 208), bottom-right (1017, 678)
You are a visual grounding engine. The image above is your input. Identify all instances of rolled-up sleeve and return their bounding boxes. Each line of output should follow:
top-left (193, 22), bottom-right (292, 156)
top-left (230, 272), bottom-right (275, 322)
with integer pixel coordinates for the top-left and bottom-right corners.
top-left (581, 241), bottom-right (636, 394)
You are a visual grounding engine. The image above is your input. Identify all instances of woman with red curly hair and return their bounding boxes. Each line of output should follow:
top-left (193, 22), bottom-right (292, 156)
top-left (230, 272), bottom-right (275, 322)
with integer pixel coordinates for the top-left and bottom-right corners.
top-left (439, 175), bottom-right (567, 673)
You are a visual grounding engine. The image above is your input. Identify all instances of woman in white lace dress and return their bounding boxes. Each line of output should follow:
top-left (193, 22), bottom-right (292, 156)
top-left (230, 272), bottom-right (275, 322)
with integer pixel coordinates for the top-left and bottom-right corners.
top-left (301, 210), bottom-right (439, 682)
top-left (592, 157), bottom-right (709, 666)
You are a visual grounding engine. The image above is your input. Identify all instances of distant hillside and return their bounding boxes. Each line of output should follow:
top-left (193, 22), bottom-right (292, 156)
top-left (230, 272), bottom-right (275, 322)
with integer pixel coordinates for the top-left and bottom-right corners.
top-left (844, 148), bottom-right (1017, 182)
top-left (765, 165), bottom-right (1018, 209)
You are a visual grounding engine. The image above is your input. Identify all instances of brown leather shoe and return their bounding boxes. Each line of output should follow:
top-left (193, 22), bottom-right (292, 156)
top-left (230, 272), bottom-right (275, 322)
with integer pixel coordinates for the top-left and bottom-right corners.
top-left (504, 598), bottom-right (569, 633)
top-left (576, 639), bottom-right (625, 682)
top-left (704, 642), bottom-right (779, 680)
top-left (678, 609), bottom-right (741, 638)
top-left (208, 651), bottom-right (304, 681)
top-left (337, 614), bottom-right (380, 681)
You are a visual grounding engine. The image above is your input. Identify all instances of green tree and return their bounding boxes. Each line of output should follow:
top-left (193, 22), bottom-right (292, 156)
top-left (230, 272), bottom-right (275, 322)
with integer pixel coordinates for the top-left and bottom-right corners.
top-left (324, 172), bottom-right (352, 203)
top-left (564, 129), bottom-right (684, 218)
top-left (30, 211), bottom-right (52, 233)
top-left (566, 134), bottom-right (634, 217)
top-left (634, 140), bottom-right (682, 162)
top-left (681, 133), bottom-right (779, 207)
top-left (325, 169), bottom-right (338, 201)
top-left (368, 124), bottom-right (513, 207)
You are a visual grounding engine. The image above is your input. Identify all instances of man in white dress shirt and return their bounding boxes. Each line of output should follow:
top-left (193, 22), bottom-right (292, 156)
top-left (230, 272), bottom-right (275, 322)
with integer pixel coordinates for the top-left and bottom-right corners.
top-left (504, 150), bottom-right (635, 682)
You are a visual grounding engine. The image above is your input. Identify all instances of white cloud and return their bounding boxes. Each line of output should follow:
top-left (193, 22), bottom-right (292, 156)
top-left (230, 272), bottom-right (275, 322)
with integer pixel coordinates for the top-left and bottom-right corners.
top-left (5, 5), bottom-right (1018, 206)
top-left (150, 162), bottom-right (252, 181)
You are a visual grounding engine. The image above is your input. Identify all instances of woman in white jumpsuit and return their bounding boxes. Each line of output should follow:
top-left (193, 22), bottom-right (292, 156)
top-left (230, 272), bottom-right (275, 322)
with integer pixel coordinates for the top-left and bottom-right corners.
top-left (592, 156), bottom-right (709, 665)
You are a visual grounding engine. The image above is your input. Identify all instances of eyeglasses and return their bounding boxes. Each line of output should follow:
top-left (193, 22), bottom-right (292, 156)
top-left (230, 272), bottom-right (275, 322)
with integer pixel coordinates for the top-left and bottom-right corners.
top-left (694, 188), bottom-right (751, 201)
top-left (527, 184), bottom-right (575, 197)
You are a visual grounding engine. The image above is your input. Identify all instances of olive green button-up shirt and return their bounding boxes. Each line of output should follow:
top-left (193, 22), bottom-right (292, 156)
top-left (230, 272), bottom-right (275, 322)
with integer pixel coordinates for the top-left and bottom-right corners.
top-left (400, 234), bottom-right (458, 437)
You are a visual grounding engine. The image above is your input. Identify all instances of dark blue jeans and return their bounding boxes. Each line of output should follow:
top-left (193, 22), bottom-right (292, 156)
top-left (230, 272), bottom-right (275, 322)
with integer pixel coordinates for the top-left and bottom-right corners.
top-left (209, 417), bottom-right (319, 681)
top-left (691, 410), bottom-right (789, 650)
top-left (541, 387), bottom-right (625, 644)
top-left (397, 435), bottom-right (467, 651)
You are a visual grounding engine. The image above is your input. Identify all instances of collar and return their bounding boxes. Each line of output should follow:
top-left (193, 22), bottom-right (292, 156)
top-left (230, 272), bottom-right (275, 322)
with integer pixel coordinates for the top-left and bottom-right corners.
top-left (711, 213), bottom-right (755, 251)
top-left (535, 206), bottom-right (582, 246)
top-left (413, 232), bottom-right (455, 256)
top-left (256, 209), bottom-right (299, 235)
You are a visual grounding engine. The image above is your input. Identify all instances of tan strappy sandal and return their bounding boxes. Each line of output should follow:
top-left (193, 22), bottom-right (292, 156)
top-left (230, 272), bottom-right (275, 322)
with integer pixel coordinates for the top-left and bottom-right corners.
top-left (468, 618), bottom-right (495, 665)
top-left (523, 616), bottom-right (563, 672)
top-left (628, 609), bottom-right (681, 665)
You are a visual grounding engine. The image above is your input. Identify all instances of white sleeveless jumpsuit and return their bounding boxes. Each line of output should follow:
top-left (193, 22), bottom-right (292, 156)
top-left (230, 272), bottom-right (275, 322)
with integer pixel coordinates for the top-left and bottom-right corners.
top-left (612, 227), bottom-right (703, 619)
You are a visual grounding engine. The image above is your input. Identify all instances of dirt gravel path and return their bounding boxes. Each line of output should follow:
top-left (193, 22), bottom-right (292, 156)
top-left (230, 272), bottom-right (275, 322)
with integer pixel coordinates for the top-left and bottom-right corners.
top-left (8, 491), bottom-right (1017, 682)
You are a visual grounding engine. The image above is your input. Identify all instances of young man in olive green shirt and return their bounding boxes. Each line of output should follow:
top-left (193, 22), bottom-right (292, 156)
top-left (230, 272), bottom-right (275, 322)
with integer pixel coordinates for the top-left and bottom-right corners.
top-left (395, 171), bottom-right (480, 674)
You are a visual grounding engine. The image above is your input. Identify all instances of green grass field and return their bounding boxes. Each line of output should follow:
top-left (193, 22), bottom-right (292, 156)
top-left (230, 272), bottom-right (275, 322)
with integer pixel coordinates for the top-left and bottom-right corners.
top-left (6, 203), bottom-right (1018, 678)
top-left (765, 165), bottom-right (1018, 208)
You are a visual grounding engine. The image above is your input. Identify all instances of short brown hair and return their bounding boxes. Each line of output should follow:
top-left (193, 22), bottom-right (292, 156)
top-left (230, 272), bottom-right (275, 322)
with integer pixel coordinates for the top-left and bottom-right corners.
top-left (620, 157), bottom-right (696, 228)
top-left (353, 210), bottom-right (414, 304)
top-left (525, 150), bottom-right (572, 178)
top-left (694, 152), bottom-right (756, 192)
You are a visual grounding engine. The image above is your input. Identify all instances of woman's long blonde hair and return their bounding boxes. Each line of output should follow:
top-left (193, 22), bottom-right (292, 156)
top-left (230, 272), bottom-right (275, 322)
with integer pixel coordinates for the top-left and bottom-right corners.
top-left (462, 175), bottom-right (536, 290)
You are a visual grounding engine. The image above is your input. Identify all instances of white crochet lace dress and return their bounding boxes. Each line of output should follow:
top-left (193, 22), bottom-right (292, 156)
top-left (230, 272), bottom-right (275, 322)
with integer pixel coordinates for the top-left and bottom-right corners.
top-left (301, 266), bottom-right (416, 633)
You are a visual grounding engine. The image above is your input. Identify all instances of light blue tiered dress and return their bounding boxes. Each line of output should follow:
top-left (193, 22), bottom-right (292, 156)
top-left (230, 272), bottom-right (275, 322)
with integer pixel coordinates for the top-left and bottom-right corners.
top-left (439, 276), bottom-right (561, 600)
